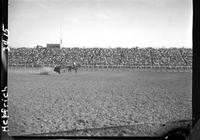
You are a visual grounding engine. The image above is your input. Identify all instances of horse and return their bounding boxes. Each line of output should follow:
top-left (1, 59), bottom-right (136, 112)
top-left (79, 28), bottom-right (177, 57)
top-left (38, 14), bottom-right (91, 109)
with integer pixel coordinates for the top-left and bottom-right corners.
top-left (66, 63), bottom-right (81, 73)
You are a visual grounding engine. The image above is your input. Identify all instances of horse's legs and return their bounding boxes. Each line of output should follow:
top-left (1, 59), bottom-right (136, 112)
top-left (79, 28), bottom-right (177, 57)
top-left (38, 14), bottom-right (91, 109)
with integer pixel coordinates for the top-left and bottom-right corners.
top-left (74, 67), bottom-right (77, 73)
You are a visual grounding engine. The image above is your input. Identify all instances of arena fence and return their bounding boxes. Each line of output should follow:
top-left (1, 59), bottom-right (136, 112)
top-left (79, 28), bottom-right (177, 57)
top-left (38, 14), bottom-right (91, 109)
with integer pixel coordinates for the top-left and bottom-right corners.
top-left (8, 64), bottom-right (192, 72)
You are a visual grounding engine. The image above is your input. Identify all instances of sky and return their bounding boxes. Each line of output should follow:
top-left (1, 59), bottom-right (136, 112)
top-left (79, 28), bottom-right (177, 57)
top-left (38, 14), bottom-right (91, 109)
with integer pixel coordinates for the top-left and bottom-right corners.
top-left (8, 0), bottom-right (192, 48)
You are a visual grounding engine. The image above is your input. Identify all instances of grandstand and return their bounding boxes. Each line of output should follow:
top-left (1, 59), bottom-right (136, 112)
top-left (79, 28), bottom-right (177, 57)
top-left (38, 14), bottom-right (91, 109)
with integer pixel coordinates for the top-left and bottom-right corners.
top-left (8, 47), bottom-right (192, 71)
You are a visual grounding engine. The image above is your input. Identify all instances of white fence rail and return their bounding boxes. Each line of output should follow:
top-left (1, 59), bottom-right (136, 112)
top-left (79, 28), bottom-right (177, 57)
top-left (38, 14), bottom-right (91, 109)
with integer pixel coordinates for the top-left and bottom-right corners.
top-left (8, 64), bottom-right (192, 72)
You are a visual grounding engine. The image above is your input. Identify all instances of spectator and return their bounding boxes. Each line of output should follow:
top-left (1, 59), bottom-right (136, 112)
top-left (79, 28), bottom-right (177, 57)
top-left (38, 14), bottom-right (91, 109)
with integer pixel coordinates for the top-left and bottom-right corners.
top-left (8, 47), bottom-right (192, 68)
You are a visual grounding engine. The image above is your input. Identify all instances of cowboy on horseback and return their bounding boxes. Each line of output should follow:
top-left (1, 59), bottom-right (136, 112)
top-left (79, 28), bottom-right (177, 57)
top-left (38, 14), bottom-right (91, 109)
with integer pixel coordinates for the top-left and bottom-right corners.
top-left (66, 61), bottom-right (80, 73)
top-left (72, 62), bottom-right (78, 73)
top-left (73, 62), bottom-right (77, 67)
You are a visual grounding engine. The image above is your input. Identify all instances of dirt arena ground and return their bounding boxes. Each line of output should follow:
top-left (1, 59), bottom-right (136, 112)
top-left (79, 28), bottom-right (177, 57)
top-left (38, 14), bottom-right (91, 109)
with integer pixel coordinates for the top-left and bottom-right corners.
top-left (8, 68), bottom-right (192, 136)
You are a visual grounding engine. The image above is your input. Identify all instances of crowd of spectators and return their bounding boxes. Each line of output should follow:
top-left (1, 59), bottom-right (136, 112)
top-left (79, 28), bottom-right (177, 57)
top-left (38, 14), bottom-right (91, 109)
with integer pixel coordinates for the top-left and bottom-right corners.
top-left (8, 47), bottom-right (192, 68)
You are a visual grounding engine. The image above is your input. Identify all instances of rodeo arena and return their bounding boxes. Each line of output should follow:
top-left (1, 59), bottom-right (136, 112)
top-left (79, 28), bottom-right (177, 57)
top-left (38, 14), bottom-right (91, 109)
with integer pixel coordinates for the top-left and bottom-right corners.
top-left (8, 45), bottom-right (192, 136)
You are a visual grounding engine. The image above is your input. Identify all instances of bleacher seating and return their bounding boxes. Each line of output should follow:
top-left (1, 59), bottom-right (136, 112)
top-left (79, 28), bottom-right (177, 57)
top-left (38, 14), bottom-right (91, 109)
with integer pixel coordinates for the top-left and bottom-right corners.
top-left (8, 47), bottom-right (192, 68)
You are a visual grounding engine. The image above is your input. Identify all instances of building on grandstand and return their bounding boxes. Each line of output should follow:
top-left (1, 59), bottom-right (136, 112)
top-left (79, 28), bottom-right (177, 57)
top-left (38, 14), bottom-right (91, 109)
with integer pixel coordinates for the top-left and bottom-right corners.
top-left (46, 43), bottom-right (60, 49)
top-left (46, 25), bottom-right (63, 49)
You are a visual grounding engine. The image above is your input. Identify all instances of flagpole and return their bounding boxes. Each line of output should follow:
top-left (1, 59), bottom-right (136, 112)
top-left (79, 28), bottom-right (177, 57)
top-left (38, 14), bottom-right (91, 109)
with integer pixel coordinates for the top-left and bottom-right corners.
top-left (60, 24), bottom-right (62, 48)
